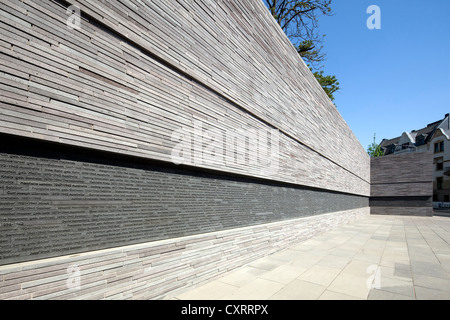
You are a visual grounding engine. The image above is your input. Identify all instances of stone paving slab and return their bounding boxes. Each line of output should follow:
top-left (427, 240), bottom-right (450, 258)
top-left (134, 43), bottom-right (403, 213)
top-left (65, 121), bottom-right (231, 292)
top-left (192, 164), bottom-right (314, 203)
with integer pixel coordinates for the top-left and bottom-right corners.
top-left (170, 215), bottom-right (450, 300)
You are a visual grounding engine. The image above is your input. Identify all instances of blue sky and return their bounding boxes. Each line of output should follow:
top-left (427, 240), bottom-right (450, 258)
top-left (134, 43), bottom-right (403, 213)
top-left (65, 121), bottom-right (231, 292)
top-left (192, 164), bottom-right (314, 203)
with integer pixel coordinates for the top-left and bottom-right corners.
top-left (310, 0), bottom-right (450, 150)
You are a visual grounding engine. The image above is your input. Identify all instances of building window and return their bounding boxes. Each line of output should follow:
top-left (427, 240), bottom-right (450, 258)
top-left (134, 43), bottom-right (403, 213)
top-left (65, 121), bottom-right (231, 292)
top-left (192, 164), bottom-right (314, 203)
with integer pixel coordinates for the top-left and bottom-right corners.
top-left (416, 135), bottom-right (425, 146)
top-left (435, 141), bottom-right (444, 153)
top-left (437, 177), bottom-right (444, 190)
top-left (445, 195), bottom-right (450, 203)
top-left (437, 162), bottom-right (444, 171)
top-left (433, 194), bottom-right (438, 201)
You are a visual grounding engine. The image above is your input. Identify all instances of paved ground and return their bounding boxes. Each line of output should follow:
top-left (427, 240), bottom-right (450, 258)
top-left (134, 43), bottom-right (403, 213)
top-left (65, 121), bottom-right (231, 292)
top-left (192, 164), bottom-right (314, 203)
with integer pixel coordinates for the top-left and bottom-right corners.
top-left (170, 214), bottom-right (450, 300)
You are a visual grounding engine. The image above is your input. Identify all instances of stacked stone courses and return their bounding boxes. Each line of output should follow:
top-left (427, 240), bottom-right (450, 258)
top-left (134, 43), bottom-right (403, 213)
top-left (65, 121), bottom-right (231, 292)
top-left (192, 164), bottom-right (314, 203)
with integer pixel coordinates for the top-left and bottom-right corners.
top-left (0, 208), bottom-right (369, 300)
top-left (371, 152), bottom-right (433, 196)
top-left (370, 152), bottom-right (433, 216)
top-left (0, 0), bottom-right (369, 195)
top-left (0, 139), bottom-right (368, 264)
top-left (0, 0), bottom-right (371, 299)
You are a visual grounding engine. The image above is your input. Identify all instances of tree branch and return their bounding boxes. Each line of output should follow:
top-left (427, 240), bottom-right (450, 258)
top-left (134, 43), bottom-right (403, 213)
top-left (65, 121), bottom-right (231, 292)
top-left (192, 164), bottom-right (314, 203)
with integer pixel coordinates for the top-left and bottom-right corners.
top-left (280, 6), bottom-right (317, 31)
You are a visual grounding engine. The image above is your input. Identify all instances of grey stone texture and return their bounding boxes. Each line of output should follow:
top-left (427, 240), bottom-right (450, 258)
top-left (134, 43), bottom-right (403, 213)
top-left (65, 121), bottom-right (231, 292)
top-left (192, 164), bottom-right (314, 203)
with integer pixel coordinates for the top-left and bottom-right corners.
top-left (0, 0), bottom-right (370, 196)
top-left (370, 207), bottom-right (433, 217)
top-left (0, 207), bottom-right (369, 300)
top-left (370, 152), bottom-right (433, 216)
top-left (0, 0), bottom-right (373, 300)
top-left (0, 137), bottom-right (368, 265)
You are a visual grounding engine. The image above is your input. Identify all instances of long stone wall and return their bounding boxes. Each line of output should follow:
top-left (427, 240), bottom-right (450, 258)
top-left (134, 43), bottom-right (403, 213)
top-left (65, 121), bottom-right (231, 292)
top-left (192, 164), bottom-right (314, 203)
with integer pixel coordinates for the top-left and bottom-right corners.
top-left (370, 152), bottom-right (433, 216)
top-left (0, 0), bottom-right (370, 299)
top-left (0, 0), bottom-right (370, 195)
top-left (0, 134), bottom-right (368, 265)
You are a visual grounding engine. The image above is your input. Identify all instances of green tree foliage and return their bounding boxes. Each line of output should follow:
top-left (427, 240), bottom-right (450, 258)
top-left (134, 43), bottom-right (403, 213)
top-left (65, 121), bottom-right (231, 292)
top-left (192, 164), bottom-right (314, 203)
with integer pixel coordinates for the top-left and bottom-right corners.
top-left (311, 69), bottom-right (340, 102)
top-left (367, 134), bottom-right (384, 157)
top-left (264, 0), bottom-right (340, 103)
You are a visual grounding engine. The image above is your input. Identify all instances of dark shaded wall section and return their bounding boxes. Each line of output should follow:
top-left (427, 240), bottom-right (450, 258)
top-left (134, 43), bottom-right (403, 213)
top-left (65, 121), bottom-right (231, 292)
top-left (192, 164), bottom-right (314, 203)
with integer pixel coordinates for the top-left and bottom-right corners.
top-left (370, 152), bottom-right (433, 216)
top-left (0, 134), bottom-right (368, 265)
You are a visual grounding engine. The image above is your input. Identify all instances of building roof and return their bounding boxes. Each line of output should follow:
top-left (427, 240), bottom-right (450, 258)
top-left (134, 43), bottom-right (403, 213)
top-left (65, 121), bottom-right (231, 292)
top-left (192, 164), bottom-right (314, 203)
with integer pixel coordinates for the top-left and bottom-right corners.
top-left (379, 114), bottom-right (449, 154)
top-left (379, 136), bottom-right (400, 149)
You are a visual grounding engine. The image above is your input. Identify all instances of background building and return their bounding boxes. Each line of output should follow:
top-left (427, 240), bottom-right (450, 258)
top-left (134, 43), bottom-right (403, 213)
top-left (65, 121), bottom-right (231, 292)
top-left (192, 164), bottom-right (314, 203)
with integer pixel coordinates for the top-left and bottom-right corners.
top-left (379, 114), bottom-right (450, 204)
